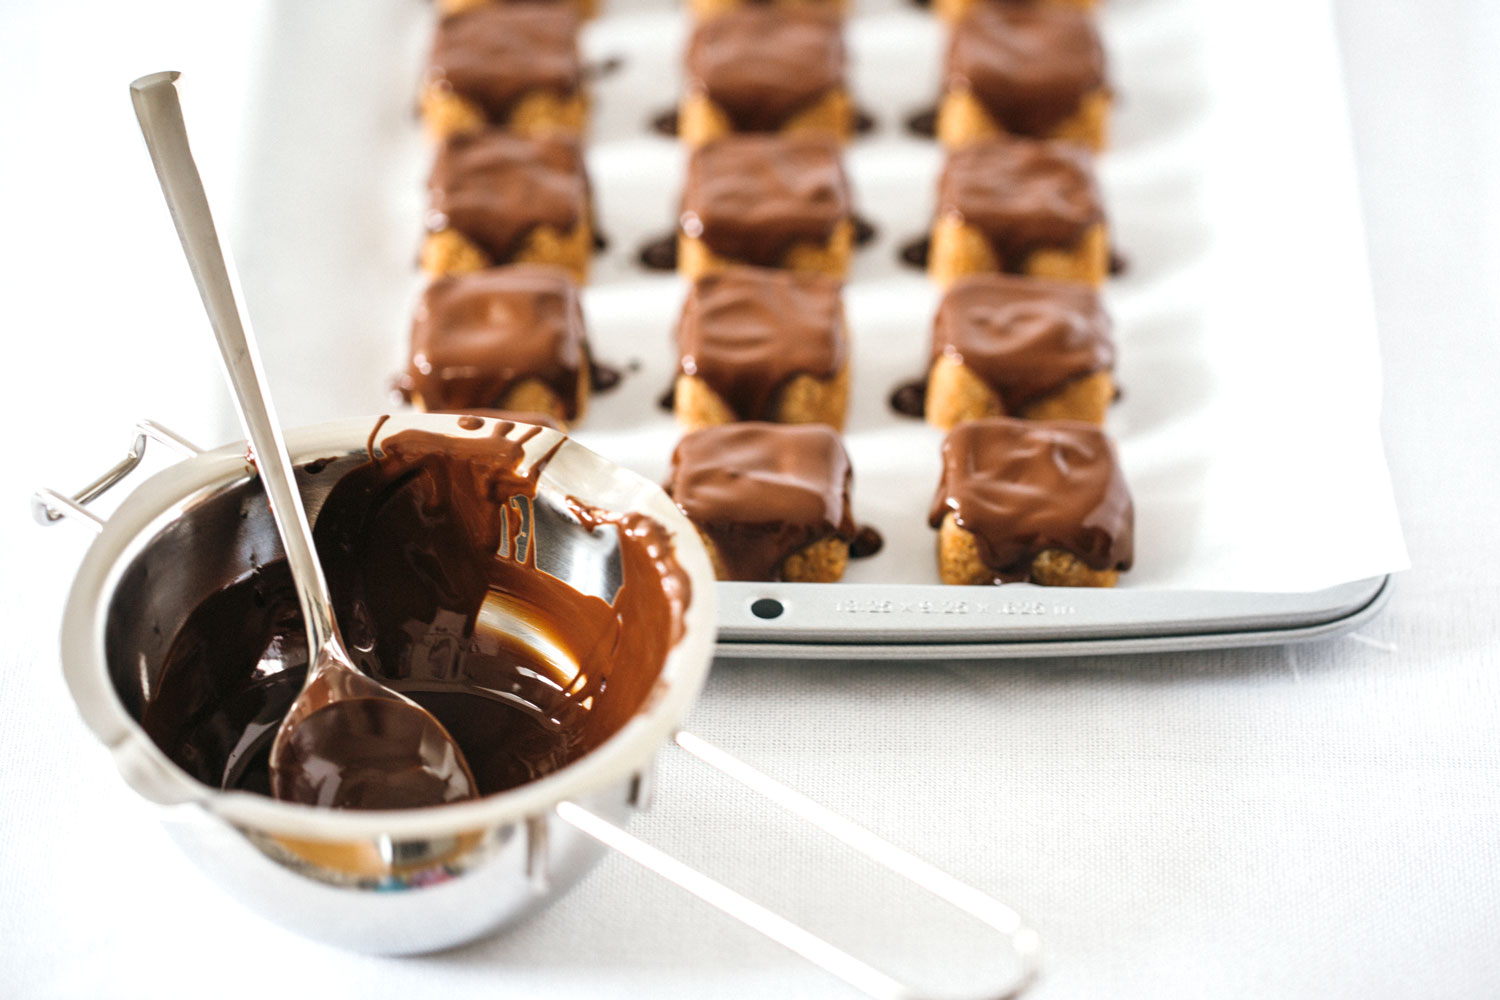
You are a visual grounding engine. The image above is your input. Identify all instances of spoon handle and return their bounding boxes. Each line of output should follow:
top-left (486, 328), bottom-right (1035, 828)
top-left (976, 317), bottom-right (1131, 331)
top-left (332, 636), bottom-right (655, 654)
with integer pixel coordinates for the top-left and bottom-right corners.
top-left (129, 71), bottom-right (337, 657)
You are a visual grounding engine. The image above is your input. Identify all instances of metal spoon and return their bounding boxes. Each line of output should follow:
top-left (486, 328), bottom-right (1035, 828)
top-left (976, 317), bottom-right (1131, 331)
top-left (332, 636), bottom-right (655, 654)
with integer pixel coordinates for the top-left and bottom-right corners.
top-left (130, 71), bottom-right (477, 809)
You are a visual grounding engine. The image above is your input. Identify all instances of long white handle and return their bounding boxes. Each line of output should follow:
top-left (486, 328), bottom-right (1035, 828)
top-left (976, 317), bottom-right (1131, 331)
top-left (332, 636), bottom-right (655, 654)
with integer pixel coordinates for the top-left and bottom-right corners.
top-left (557, 731), bottom-right (1041, 1000)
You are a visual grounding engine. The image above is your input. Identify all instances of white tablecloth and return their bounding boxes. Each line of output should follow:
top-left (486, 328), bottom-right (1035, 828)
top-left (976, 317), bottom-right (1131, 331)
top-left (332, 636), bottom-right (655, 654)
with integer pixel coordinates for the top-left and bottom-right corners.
top-left (2, 2), bottom-right (1497, 998)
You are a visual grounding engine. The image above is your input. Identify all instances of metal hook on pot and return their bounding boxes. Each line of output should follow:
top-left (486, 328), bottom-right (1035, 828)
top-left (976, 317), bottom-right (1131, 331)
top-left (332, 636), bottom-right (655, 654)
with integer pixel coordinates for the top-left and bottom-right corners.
top-left (33, 419), bottom-right (203, 532)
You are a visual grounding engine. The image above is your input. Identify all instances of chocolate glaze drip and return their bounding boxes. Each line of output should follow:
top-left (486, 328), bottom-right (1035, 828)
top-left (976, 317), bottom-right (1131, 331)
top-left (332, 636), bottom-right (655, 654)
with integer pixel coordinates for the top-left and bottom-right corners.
top-left (685, 9), bottom-right (844, 132)
top-left (650, 107), bottom-right (680, 136)
top-left (142, 423), bottom-right (691, 804)
top-left (638, 232), bottom-right (679, 270)
top-left (667, 423), bottom-right (856, 581)
top-left (427, 132), bottom-right (587, 263)
top-left (1109, 248), bottom-right (1129, 276)
top-left (583, 54), bottom-right (625, 81)
top-left (677, 267), bottom-right (846, 420)
top-left (905, 107), bottom-right (937, 138)
top-left (852, 214), bottom-right (878, 246)
top-left (425, 6), bottom-right (581, 123)
top-left (932, 274), bottom-right (1114, 412)
top-left (899, 234), bottom-right (932, 268)
top-left (680, 135), bottom-right (850, 265)
top-left (945, 5), bottom-right (1106, 138)
top-left (404, 267), bottom-right (588, 418)
top-left (937, 138), bottom-right (1103, 271)
top-left (928, 418), bottom-right (1133, 581)
top-left (589, 360), bottom-right (623, 392)
top-left (853, 107), bottom-right (877, 136)
top-left (889, 378), bottom-right (927, 416)
top-left (657, 385), bottom-right (676, 411)
top-left (850, 525), bottom-right (884, 559)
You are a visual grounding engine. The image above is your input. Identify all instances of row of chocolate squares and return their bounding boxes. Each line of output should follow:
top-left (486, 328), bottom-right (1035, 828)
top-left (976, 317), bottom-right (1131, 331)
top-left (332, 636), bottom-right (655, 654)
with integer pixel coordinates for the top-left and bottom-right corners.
top-left (420, 1), bottom-right (1109, 152)
top-left (663, 417), bottom-right (1133, 588)
top-left (400, 264), bottom-right (1116, 432)
top-left (423, 129), bottom-right (1110, 287)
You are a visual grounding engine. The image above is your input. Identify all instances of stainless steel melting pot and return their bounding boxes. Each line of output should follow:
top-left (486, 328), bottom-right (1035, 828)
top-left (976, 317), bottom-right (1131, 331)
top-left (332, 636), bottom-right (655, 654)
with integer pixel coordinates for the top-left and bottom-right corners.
top-left (38, 413), bottom-right (1039, 1000)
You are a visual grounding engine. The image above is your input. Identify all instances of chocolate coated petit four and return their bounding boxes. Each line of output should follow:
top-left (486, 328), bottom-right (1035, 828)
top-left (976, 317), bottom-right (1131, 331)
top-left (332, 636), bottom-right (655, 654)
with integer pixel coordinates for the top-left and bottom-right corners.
top-left (930, 417), bottom-right (1133, 587)
top-left (402, 266), bottom-right (591, 427)
top-left (675, 267), bottom-right (850, 430)
top-left (421, 6), bottom-right (586, 141)
top-left (666, 423), bottom-right (859, 582)
top-left (926, 274), bottom-right (1115, 429)
top-left (679, 135), bottom-right (853, 278)
top-left (930, 137), bottom-right (1108, 287)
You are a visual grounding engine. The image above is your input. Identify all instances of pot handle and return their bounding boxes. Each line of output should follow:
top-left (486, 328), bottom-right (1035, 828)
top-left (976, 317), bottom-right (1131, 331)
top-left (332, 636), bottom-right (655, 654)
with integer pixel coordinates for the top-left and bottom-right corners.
top-left (32, 420), bottom-right (203, 532)
top-left (555, 729), bottom-right (1041, 1000)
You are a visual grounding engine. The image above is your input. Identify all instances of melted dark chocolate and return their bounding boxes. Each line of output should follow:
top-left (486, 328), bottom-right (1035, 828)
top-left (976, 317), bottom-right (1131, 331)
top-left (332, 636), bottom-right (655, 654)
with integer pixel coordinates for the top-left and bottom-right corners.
top-left (931, 274), bottom-right (1114, 412)
top-left (928, 417), bottom-right (1133, 581)
top-left (404, 266), bottom-right (588, 418)
top-left (685, 8), bottom-right (845, 132)
top-left (853, 106), bottom-right (877, 136)
top-left (852, 214), bottom-right (878, 247)
top-left (273, 692), bottom-right (476, 810)
top-left (425, 6), bottom-right (581, 124)
top-left (143, 423), bottom-right (691, 807)
top-left (944, 5), bottom-right (1106, 137)
top-left (680, 135), bottom-right (850, 265)
top-left (937, 138), bottom-right (1103, 271)
top-left (676, 267), bottom-right (846, 421)
top-left (427, 132), bottom-right (587, 263)
top-left (666, 423), bottom-right (856, 581)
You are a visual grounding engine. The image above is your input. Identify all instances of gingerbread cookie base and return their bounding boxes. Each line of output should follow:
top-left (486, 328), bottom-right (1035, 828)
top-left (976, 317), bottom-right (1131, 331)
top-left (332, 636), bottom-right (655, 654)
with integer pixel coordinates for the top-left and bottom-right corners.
top-left (928, 217), bottom-right (1109, 287)
top-left (937, 513), bottom-right (1119, 588)
top-left (678, 90), bottom-right (854, 147)
top-left (926, 357), bottom-right (1113, 429)
top-left (936, 89), bottom-right (1110, 152)
top-left (679, 219), bottom-right (854, 280)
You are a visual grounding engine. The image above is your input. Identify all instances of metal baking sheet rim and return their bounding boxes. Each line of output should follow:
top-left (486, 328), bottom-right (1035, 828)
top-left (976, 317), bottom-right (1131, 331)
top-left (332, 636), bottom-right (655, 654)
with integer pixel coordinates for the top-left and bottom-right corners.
top-left (708, 575), bottom-right (1392, 659)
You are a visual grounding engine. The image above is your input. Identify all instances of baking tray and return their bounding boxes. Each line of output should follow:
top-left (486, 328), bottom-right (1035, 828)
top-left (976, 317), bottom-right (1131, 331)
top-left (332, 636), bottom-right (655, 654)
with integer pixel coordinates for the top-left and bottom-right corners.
top-left (223, 0), bottom-right (1405, 659)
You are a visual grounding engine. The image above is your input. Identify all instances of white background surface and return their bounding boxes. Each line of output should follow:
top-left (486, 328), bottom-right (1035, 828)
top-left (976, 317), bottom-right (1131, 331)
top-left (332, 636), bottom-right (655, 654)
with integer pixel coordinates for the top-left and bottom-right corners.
top-left (1, 1), bottom-right (1497, 998)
